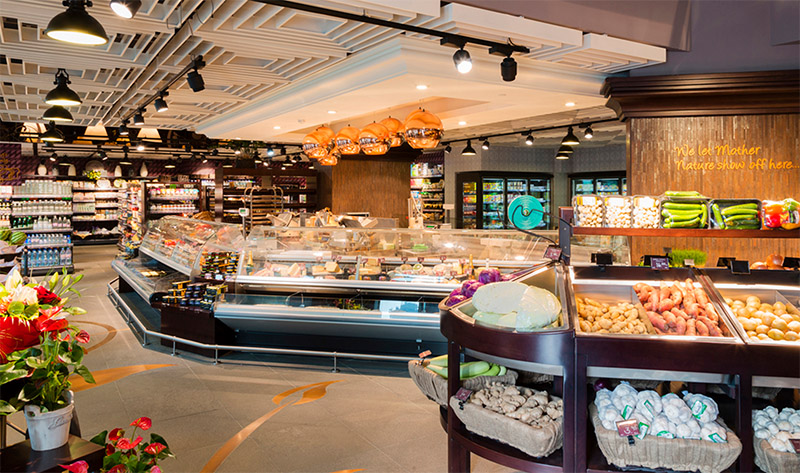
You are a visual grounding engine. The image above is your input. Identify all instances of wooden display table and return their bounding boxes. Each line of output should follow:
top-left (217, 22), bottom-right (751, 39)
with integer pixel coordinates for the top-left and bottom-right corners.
top-left (0, 435), bottom-right (103, 473)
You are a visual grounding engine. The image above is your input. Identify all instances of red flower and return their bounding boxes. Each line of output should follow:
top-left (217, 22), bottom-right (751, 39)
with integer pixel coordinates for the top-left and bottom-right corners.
top-left (130, 417), bottom-right (152, 431)
top-left (37, 317), bottom-right (68, 333)
top-left (75, 330), bottom-right (90, 344)
top-left (36, 286), bottom-right (61, 305)
top-left (60, 461), bottom-right (88, 473)
top-left (144, 442), bottom-right (165, 455)
top-left (150, 466), bottom-right (161, 473)
top-left (116, 436), bottom-right (143, 450)
top-left (108, 465), bottom-right (127, 473)
top-left (0, 316), bottom-right (40, 362)
top-left (105, 443), bottom-right (116, 456)
top-left (108, 428), bottom-right (124, 442)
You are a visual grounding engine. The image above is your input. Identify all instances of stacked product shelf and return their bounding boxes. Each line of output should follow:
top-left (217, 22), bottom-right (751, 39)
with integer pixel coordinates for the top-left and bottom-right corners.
top-left (118, 182), bottom-right (144, 257)
top-left (145, 182), bottom-right (201, 223)
top-left (411, 162), bottom-right (444, 224)
top-left (12, 180), bottom-right (74, 273)
top-left (72, 181), bottom-right (123, 245)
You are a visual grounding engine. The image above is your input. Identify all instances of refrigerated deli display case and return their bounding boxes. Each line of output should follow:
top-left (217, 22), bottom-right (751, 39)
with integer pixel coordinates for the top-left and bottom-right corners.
top-left (456, 172), bottom-right (553, 230)
top-left (215, 226), bottom-right (552, 353)
top-left (438, 264), bottom-right (799, 473)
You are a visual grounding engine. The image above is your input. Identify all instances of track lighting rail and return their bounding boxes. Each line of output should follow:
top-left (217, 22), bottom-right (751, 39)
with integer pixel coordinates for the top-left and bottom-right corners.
top-left (443, 118), bottom-right (619, 146)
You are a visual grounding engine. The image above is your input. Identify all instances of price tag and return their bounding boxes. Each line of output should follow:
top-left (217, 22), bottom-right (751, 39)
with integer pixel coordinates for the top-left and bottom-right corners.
top-left (651, 257), bottom-right (670, 270)
top-left (238, 207), bottom-right (249, 217)
top-left (439, 255), bottom-right (447, 262)
top-left (377, 258), bottom-right (385, 265)
top-left (789, 438), bottom-right (800, 453)
top-left (544, 245), bottom-right (562, 261)
top-left (616, 419), bottom-right (640, 437)
top-left (401, 256), bottom-right (408, 264)
top-left (731, 260), bottom-right (751, 275)
top-left (684, 259), bottom-right (695, 267)
top-left (582, 196), bottom-right (596, 206)
top-left (418, 350), bottom-right (432, 359)
top-left (455, 388), bottom-right (472, 402)
top-left (417, 257), bottom-right (425, 263)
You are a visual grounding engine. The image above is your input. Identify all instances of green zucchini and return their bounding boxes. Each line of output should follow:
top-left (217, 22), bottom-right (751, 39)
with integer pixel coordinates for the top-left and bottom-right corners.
top-left (663, 216), bottom-right (701, 228)
top-left (700, 203), bottom-right (708, 227)
top-left (720, 203), bottom-right (758, 213)
top-left (665, 191), bottom-right (702, 197)
top-left (428, 354), bottom-right (448, 367)
top-left (663, 202), bottom-right (705, 211)
top-left (721, 208), bottom-right (758, 217)
top-left (725, 214), bottom-right (759, 223)
top-left (662, 209), bottom-right (702, 219)
top-left (712, 204), bottom-right (725, 229)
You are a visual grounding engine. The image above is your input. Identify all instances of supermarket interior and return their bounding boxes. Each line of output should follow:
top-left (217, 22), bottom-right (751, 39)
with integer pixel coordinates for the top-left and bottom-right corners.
top-left (0, 1), bottom-right (798, 473)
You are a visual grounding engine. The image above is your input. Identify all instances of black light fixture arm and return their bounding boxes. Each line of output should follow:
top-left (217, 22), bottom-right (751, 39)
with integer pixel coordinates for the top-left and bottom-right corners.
top-left (254, 0), bottom-right (529, 54)
top-left (445, 117), bottom-right (619, 145)
top-left (119, 55), bottom-right (205, 124)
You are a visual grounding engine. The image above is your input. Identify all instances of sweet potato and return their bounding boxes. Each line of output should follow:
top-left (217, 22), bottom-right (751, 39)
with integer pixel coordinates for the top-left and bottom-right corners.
top-left (695, 287), bottom-right (710, 305)
top-left (672, 308), bottom-right (689, 321)
top-left (659, 283), bottom-right (671, 302)
top-left (647, 311), bottom-right (668, 332)
top-left (675, 317), bottom-right (687, 335)
top-left (686, 318), bottom-right (697, 336)
top-left (669, 283), bottom-right (683, 306)
top-left (697, 316), bottom-right (721, 336)
top-left (663, 310), bottom-right (678, 329)
top-left (696, 319), bottom-right (710, 336)
top-left (704, 303), bottom-right (719, 322)
top-left (658, 298), bottom-right (675, 312)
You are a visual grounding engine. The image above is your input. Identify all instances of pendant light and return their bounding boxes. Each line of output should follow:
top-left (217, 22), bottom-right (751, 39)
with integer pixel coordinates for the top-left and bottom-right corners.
top-left (132, 109), bottom-right (145, 126)
top-left (461, 140), bottom-right (476, 156)
top-left (584, 124), bottom-right (594, 139)
top-left (561, 126), bottom-right (580, 146)
top-left (222, 159), bottom-right (233, 168)
top-left (358, 122), bottom-right (391, 155)
top-left (334, 126), bottom-right (361, 155)
top-left (43, 105), bottom-right (73, 122)
top-left (379, 117), bottom-right (403, 147)
top-left (154, 93), bottom-right (169, 112)
top-left (40, 122), bottom-right (64, 143)
top-left (118, 120), bottom-right (130, 136)
top-left (109, 0), bottom-right (142, 19)
top-left (403, 109), bottom-right (443, 149)
top-left (481, 139), bottom-right (490, 150)
top-left (556, 149), bottom-right (570, 160)
top-left (46, 69), bottom-right (82, 106)
top-left (139, 161), bottom-right (148, 177)
top-left (557, 144), bottom-right (574, 155)
top-left (164, 159), bottom-right (176, 169)
top-left (45, 0), bottom-right (109, 46)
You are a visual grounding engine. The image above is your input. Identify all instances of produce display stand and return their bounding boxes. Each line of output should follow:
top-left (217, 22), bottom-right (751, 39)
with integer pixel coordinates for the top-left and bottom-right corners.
top-left (439, 264), bottom-right (799, 473)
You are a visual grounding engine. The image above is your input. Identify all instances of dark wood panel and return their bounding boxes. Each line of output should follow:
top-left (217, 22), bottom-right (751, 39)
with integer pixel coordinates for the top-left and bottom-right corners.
top-left (629, 114), bottom-right (800, 264)
top-left (603, 70), bottom-right (800, 119)
top-left (331, 159), bottom-right (410, 226)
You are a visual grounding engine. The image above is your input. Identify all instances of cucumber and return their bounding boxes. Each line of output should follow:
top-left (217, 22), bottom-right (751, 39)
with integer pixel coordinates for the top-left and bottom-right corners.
top-left (662, 209), bottom-right (702, 218)
top-left (663, 202), bottom-right (704, 211)
top-left (726, 218), bottom-right (759, 227)
top-left (721, 203), bottom-right (758, 213)
top-left (712, 204), bottom-right (725, 229)
top-left (427, 354), bottom-right (448, 367)
top-left (665, 191), bottom-right (702, 197)
top-left (725, 214), bottom-right (758, 223)
top-left (664, 216), bottom-right (701, 228)
top-left (721, 208), bottom-right (758, 217)
top-left (498, 365), bottom-right (507, 376)
top-left (425, 364), bottom-right (448, 378)
top-left (460, 361), bottom-right (491, 379)
top-left (465, 363), bottom-right (500, 379)
top-left (700, 203), bottom-right (708, 227)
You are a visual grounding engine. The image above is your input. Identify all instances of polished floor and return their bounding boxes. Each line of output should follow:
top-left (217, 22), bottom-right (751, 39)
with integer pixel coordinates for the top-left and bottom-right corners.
top-left (5, 246), bottom-right (515, 473)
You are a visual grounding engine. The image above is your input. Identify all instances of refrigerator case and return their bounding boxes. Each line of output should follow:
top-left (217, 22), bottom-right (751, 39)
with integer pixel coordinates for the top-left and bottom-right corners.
top-left (569, 173), bottom-right (627, 200)
top-left (217, 226), bottom-right (553, 345)
top-left (462, 181), bottom-right (478, 229)
top-left (482, 178), bottom-right (505, 229)
top-left (457, 172), bottom-right (553, 230)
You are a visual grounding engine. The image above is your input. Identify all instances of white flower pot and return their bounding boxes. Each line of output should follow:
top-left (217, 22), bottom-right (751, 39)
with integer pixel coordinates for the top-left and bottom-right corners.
top-left (23, 391), bottom-right (74, 451)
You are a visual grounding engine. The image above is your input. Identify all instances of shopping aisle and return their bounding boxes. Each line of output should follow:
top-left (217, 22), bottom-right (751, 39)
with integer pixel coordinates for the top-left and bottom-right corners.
top-left (5, 246), bottom-right (514, 473)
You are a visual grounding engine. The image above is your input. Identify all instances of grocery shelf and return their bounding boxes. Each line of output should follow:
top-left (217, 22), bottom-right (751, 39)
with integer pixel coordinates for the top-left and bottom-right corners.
top-left (148, 210), bottom-right (196, 214)
top-left (12, 195), bottom-right (72, 199)
top-left (73, 211), bottom-right (95, 214)
top-left (25, 244), bottom-right (73, 249)
top-left (74, 218), bottom-right (118, 222)
top-left (27, 264), bottom-right (74, 274)
top-left (73, 200), bottom-right (95, 203)
top-left (20, 228), bottom-right (73, 233)
top-left (148, 196), bottom-right (200, 201)
top-left (572, 227), bottom-right (800, 238)
top-left (11, 212), bottom-right (72, 216)
top-left (139, 246), bottom-right (192, 276)
top-left (95, 204), bottom-right (119, 208)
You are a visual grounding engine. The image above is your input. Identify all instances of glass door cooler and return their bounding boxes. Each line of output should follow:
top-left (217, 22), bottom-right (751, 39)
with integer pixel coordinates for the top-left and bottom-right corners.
top-left (456, 172), bottom-right (553, 229)
top-left (570, 172), bottom-right (627, 200)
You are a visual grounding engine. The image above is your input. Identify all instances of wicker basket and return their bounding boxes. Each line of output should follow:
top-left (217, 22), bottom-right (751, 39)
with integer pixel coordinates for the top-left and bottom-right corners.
top-left (407, 361), bottom-right (518, 406)
top-left (589, 405), bottom-right (741, 473)
top-left (449, 395), bottom-right (562, 458)
top-left (754, 438), bottom-right (800, 473)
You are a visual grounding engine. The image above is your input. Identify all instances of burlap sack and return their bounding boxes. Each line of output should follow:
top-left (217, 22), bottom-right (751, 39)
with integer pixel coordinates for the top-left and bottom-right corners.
top-left (408, 361), bottom-right (518, 406)
top-left (754, 438), bottom-right (800, 473)
top-left (449, 395), bottom-right (562, 458)
top-left (590, 405), bottom-right (741, 473)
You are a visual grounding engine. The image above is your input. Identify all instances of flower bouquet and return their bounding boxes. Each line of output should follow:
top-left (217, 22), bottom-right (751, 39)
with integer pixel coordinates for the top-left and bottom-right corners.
top-left (0, 269), bottom-right (95, 449)
top-left (62, 417), bottom-right (174, 473)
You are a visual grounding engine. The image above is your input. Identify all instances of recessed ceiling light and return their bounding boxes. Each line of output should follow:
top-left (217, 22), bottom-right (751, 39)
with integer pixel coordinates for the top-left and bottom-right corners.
top-left (458, 121), bottom-right (467, 126)
top-left (565, 101), bottom-right (576, 107)
top-left (273, 126), bottom-right (281, 130)
top-left (327, 110), bottom-right (336, 114)
top-left (416, 84), bottom-right (428, 90)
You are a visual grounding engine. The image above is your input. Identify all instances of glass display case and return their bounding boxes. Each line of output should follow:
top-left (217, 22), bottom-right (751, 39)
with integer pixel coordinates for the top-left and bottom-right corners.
top-left (139, 216), bottom-right (244, 277)
top-left (110, 255), bottom-right (187, 303)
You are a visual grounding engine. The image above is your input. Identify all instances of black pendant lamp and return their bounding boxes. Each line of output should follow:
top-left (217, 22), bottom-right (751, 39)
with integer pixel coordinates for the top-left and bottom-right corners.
top-left (461, 140), bottom-right (477, 156)
top-left (46, 69), bottom-right (82, 106)
top-left (43, 105), bottom-right (74, 122)
top-left (109, 0), bottom-right (142, 19)
top-left (557, 144), bottom-right (574, 155)
top-left (561, 126), bottom-right (580, 146)
top-left (133, 109), bottom-right (145, 126)
top-left (40, 122), bottom-right (64, 143)
top-left (118, 120), bottom-right (130, 136)
top-left (45, 1), bottom-right (109, 46)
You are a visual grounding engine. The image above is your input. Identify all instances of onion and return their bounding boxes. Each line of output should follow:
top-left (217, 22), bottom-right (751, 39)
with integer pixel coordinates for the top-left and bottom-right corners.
top-left (766, 254), bottom-right (784, 269)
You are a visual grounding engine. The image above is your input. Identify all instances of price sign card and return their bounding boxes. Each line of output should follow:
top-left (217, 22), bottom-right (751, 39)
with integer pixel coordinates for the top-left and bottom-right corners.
top-left (455, 388), bottom-right (472, 402)
top-left (651, 257), bottom-right (670, 270)
top-left (616, 419), bottom-right (640, 437)
top-left (544, 245), bottom-right (562, 261)
top-left (418, 350), bottom-right (431, 359)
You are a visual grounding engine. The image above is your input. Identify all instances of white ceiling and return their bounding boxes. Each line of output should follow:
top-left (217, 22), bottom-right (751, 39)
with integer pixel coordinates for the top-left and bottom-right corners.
top-left (0, 0), bottom-right (665, 141)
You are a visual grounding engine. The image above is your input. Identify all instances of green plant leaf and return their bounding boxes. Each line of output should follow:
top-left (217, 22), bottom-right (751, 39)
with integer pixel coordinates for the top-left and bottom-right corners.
top-left (74, 365), bottom-right (95, 384)
top-left (68, 345), bottom-right (84, 364)
top-left (72, 274), bottom-right (84, 284)
top-left (25, 356), bottom-right (48, 369)
top-left (68, 288), bottom-right (82, 297)
top-left (23, 303), bottom-right (39, 316)
top-left (7, 301), bottom-right (24, 315)
top-left (0, 368), bottom-right (29, 385)
top-left (90, 429), bottom-right (108, 446)
top-left (149, 433), bottom-right (174, 458)
top-left (0, 399), bottom-right (18, 414)
top-left (103, 451), bottom-right (123, 470)
top-left (65, 306), bottom-right (87, 315)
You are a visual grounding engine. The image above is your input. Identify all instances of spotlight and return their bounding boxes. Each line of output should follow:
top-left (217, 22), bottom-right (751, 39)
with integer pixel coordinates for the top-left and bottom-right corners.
top-left (267, 146), bottom-right (275, 158)
top-left (133, 109), bottom-right (145, 126)
top-left (59, 160), bottom-right (72, 167)
top-left (525, 134), bottom-right (534, 146)
top-left (211, 149), bottom-right (219, 156)
top-left (154, 93), bottom-right (169, 112)
top-left (120, 152), bottom-right (132, 165)
top-left (99, 150), bottom-right (108, 160)
top-left (109, 0), bottom-right (142, 19)
top-left (501, 56), bottom-right (517, 82)
top-left (186, 59), bottom-right (205, 92)
top-left (444, 144), bottom-right (452, 153)
top-left (136, 143), bottom-right (145, 152)
top-left (557, 145), bottom-right (574, 155)
top-left (561, 126), bottom-right (580, 146)
top-left (164, 160), bottom-right (176, 169)
top-left (481, 139), bottom-right (490, 150)
top-left (50, 152), bottom-right (58, 162)
top-left (453, 48), bottom-right (472, 74)
top-left (43, 105), bottom-right (73, 122)
top-left (222, 159), bottom-right (233, 168)
top-left (234, 149), bottom-right (241, 155)
top-left (119, 121), bottom-right (130, 136)
top-left (45, 69), bottom-right (82, 106)
top-left (202, 156), bottom-right (208, 163)
top-left (40, 122), bottom-right (64, 143)
top-left (584, 125), bottom-right (594, 140)
top-left (461, 140), bottom-right (476, 156)
top-left (45, 0), bottom-right (109, 46)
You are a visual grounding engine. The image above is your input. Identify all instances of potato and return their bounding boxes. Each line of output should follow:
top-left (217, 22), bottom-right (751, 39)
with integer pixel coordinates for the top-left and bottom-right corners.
top-left (759, 303), bottom-right (774, 312)
top-left (779, 314), bottom-right (794, 325)
top-left (758, 333), bottom-right (770, 340)
top-left (746, 330), bottom-right (757, 337)
top-left (771, 319), bottom-right (789, 332)
top-left (746, 296), bottom-right (761, 305)
top-left (767, 328), bottom-right (785, 340)
top-left (756, 324), bottom-right (770, 334)
top-left (784, 331), bottom-right (799, 341)
top-left (788, 321), bottom-right (800, 333)
top-left (760, 314), bottom-right (776, 327)
top-left (740, 318), bottom-right (758, 331)
top-left (773, 302), bottom-right (786, 312)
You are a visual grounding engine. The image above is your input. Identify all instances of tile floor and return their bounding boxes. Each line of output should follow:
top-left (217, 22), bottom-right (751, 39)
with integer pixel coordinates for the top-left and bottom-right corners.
top-left (4, 247), bottom-right (517, 473)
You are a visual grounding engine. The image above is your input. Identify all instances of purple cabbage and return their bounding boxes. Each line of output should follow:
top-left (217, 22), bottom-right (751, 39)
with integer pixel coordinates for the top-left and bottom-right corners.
top-left (461, 280), bottom-right (484, 298)
top-left (449, 287), bottom-right (462, 298)
top-left (478, 268), bottom-right (502, 285)
top-left (501, 273), bottom-right (515, 281)
top-left (446, 294), bottom-right (467, 307)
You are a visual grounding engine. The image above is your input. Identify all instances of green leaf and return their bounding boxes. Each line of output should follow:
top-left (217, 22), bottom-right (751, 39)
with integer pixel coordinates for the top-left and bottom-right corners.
top-left (7, 301), bottom-right (24, 315)
top-left (149, 433), bottom-right (174, 458)
top-left (103, 451), bottom-right (123, 470)
top-left (49, 273), bottom-right (59, 291)
top-left (68, 288), bottom-right (82, 297)
top-left (25, 356), bottom-right (48, 369)
top-left (90, 429), bottom-right (108, 446)
top-left (0, 368), bottom-right (29, 385)
top-left (65, 306), bottom-right (87, 315)
top-left (74, 365), bottom-right (95, 384)
top-left (23, 303), bottom-right (39, 316)
top-left (71, 274), bottom-right (84, 284)
top-left (68, 346), bottom-right (84, 364)
top-left (0, 399), bottom-right (18, 415)
top-left (0, 361), bottom-right (13, 372)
